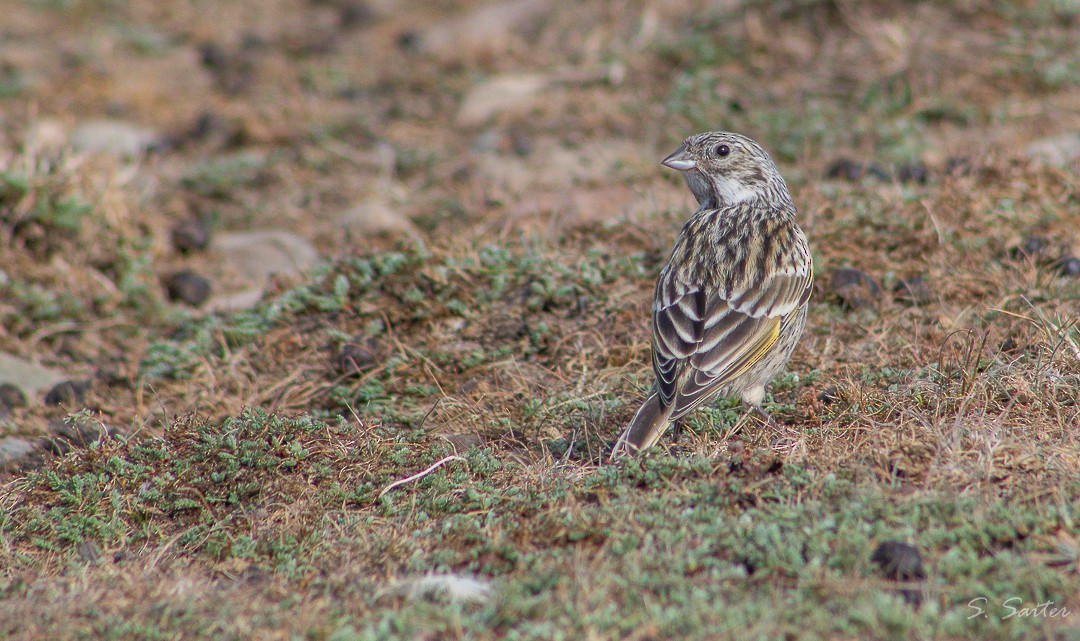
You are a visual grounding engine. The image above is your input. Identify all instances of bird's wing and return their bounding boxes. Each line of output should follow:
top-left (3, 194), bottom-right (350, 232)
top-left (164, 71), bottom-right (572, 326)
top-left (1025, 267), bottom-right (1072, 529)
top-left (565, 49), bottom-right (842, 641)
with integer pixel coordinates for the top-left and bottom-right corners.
top-left (652, 244), bottom-right (812, 420)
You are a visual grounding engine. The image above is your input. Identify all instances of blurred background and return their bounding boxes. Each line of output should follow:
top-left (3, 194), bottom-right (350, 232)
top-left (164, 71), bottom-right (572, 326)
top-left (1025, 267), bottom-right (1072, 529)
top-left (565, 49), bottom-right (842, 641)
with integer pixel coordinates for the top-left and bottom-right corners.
top-left (3, 0), bottom-right (1077, 256)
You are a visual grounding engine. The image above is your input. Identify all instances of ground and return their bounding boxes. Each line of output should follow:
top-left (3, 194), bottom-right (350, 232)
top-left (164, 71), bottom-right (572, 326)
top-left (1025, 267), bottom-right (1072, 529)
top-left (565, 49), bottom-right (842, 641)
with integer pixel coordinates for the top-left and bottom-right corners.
top-left (1, 0), bottom-right (1079, 639)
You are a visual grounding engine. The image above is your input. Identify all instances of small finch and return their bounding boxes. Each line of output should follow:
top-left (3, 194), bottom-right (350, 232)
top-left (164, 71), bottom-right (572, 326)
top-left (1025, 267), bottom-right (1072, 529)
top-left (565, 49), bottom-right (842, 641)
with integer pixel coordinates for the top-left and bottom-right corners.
top-left (611, 132), bottom-right (813, 457)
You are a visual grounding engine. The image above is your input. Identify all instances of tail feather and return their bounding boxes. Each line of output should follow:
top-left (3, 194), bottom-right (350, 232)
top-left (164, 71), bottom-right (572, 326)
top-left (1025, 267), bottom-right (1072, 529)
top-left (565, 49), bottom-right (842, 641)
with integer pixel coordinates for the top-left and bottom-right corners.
top-left (610, 392), bottom-right (674, 458)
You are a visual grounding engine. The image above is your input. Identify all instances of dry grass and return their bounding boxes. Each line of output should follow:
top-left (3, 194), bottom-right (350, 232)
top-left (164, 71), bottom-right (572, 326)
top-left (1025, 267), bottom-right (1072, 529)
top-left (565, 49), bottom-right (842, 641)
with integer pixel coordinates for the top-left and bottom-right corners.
top-left (1, 0), bottom-right (1079, 639)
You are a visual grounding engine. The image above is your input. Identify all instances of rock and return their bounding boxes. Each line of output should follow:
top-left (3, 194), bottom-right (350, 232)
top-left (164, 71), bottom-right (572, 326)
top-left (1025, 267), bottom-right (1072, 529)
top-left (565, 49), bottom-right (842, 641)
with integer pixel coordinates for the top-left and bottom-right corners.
top-left (1009, 236), bottom-right (1049, 261)
top-left (206, 287), bottom-right (266, 312)
top-left (944, 157), bottom-right (973, 176)
top-left (336, 200), bottom-right (418, 238)
top-left (870, 539), bottom-right (925, 603)
top-left (1053, 255), bottom-right (1080, 277)
top-left (184, 111), bottom-right (230, 144)
top-left (413, 0), bottom-right (552, 62)
top-left (0, 437), bottom-right (39, 469)
top-left (69, 120), bottom-right (162, 157)
top-left (198, 42), bottom-right (256, 94)
top-left (817, 385), bottom-right (841, 405)
top-left (871, 541), bottom-right (925, 581)
top-left (337, 336), bottom-right (382, 376)
top-left (825, 158), bottom-right (889, 182)
top-left (871, 540), bottom-right (925, 605)
top-left (0, 352), bottom-right (66, 399)
top-left (211, 230), bottom-right (321, 281)
top-left (490, 315), bottom-right (527, 340)
top-left (163, 270), bottom-right (212, 306)
top-left (44, 380), bottom-right (91, 407)
top-left (457, 74), bottom-right (550, 127)
top-left (171, 217), bottom-right (212, 253)
top-left (44, 420), bottom-right (113, 456)
top-left (336, 1), bottom-right (376, 28)
top-left (893, 276), bottom-right (934, 306)
top-left (827, 268), bottom-right (882, 309)
top-left (895, 161), bottom-right (928, 184)
top-left (1024, 132), bottom-right (1080, 166)
top-left (442, 433), bottom-right (484, 450)
top-left (0, 383), bottom-right (27, 416)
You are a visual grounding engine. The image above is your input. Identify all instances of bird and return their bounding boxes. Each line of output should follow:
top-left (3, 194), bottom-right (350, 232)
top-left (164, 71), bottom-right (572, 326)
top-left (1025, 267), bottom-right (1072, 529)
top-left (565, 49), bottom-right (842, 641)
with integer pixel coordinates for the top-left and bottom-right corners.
top-left (610, 131), bottom-right (813, 457)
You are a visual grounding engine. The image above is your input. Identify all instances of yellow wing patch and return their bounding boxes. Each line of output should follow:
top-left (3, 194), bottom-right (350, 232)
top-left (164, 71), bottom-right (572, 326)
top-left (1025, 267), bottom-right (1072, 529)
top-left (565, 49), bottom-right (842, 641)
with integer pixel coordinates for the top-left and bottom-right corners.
top-left (724, 316), bottom-right (781, 383)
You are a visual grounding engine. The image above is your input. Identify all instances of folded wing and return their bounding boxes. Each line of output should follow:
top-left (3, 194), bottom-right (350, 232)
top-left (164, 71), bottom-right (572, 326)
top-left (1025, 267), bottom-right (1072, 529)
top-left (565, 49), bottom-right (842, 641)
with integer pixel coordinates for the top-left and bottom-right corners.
top-left (652, 251), bottom-right (812, 420)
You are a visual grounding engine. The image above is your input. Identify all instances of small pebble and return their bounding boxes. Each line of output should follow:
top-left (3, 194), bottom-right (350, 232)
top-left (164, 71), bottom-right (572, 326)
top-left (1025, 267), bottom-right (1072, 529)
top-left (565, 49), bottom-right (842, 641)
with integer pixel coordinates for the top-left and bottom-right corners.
top-left (825, 158), bottom-right (889, 182)
top-left (944, 157), bottom-right (973, 176)
top-left (171, 217), bottom-right (212, 253)
top-left (817, 385), bottom-right (841, 405)
top-left (44, 380), bottom-right (91, 407)
top-left (893, 276), bottom-right (934, 306)
top-left (397, 31), bottom-right (419, 51)
top-left (895, 162), bottom-right (928, 184)
top-left (1053, 255), bottom-right (1080, 277)
top-left (337, 336), bottom-right (381, 376)
top-left (1009, 236), bottom-right (1049, 261)
top-left (44, 419), bottom-right (112, 456)
top-left (871, 541), bottom-right (925, 581)
top-left (338, 1), bottom-right (375, 28)
top-left (199, 42), bottom-right (228, 69)
top-left (0, 383), bottom-right (27, 413)
top-left (828, 268), bottom-right (882, 309)
top-left (187, 111), bottom-right (228, 143)
top-left (163, 270), bottom-right (212, 307)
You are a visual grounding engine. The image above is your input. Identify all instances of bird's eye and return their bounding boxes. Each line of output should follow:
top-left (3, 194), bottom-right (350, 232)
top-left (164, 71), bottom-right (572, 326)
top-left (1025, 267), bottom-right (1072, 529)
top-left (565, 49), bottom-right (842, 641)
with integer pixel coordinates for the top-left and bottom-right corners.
top-left (715, 144), bottom-right (730, 157)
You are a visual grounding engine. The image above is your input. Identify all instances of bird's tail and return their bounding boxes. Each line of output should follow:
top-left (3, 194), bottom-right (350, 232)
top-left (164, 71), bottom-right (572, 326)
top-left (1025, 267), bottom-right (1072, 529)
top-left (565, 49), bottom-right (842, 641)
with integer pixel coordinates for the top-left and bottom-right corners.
top-left (610, 391), bottom-right (674, 458)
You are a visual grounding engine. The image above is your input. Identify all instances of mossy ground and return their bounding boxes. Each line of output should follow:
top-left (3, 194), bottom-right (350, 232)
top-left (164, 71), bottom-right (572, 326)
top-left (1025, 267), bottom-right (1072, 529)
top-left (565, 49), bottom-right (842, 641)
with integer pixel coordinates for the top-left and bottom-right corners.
top-left (1, 1), bottom-right (1079, 639)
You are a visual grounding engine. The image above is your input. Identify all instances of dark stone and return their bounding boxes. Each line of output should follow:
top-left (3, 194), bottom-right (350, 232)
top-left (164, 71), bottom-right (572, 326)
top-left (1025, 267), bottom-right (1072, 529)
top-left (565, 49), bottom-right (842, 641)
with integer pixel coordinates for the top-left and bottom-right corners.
top-left (871, 541), bottom-right (925, 581)
top-left (895, 162), bottom-right (928, 184)
top-left (1053, 255), bottom-right (1080, 277)
top-left (871, 540), bottom-right (925, 605)
top-left (163, 271), bottom-right (212, 307)
top-left (95, 358), bottom-right (135, 388)
top-left (945, 156), bottom-right (973, 176)
top-left (1009, 236), bottom-right (1049, 261)
top-left (827, 268), bottom-right (882, 309)
top-left (188, 111), bottom-right (227, 142)
top-left (0, 383), bottom-right (27, 413)
top-left (198, 42), bottom-right (228, 69)
top-left (817, 385), bottom-right (841, 405)
top-left (338, 1), bottom-right (375, 28)
top-left (491, 316), bottom-right (527, 340)
top-left (198, 42), bottom-right (256, 94)
top-left (397, 31), bottom-right (419, 51)
top-left (825, 158), bottom-right (889, 181)
top-left (337, 336), bottom-right (381, 376)
top-left (893, 276), bottom-right (934, 305)
top-left (1000, 337), bottom-right (1019, 353)
top-left (44, 380), bottom-right (91, 407)
top-left (44, 419), bottom-right (113, 455)
top-left (171, 217), bottom-right (212, 253)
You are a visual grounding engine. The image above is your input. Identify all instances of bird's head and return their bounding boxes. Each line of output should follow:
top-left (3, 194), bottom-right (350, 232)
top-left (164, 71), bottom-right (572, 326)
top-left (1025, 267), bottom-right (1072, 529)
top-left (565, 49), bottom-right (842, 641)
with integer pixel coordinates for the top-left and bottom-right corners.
top-left (662, 132), bottom-right (789, 208)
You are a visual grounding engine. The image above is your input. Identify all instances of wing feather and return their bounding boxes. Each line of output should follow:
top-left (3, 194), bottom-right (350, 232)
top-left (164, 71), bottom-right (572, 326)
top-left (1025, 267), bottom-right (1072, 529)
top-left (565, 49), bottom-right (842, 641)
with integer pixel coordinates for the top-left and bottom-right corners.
top-left (649, 226), bottom-right (812, 418)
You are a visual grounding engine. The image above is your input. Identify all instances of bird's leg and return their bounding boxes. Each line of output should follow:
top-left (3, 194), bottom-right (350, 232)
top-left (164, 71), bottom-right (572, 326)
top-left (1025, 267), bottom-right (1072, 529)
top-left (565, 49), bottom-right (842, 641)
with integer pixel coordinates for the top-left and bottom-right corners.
top-left (670, 418), bottom-right (683, 441)
top-left (750, 404), bottom-right (782, 430)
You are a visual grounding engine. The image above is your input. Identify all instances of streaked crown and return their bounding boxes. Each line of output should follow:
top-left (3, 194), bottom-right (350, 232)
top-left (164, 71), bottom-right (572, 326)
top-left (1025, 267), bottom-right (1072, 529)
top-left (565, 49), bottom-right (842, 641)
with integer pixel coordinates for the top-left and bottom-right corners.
top-left (662, 132), bottom-right (791, 209)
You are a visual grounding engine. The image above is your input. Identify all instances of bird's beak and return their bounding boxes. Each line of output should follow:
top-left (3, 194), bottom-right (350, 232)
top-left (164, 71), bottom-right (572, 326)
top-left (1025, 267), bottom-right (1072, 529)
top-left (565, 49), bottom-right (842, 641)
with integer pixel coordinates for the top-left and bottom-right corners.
top-left (661, 144), bottom-right (696, 171)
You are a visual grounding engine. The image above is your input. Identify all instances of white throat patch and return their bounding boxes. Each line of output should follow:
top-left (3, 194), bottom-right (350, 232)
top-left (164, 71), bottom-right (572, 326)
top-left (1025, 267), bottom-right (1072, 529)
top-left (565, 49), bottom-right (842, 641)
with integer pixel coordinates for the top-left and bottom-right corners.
top-left (713, 175), bottom-right (759, 205)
